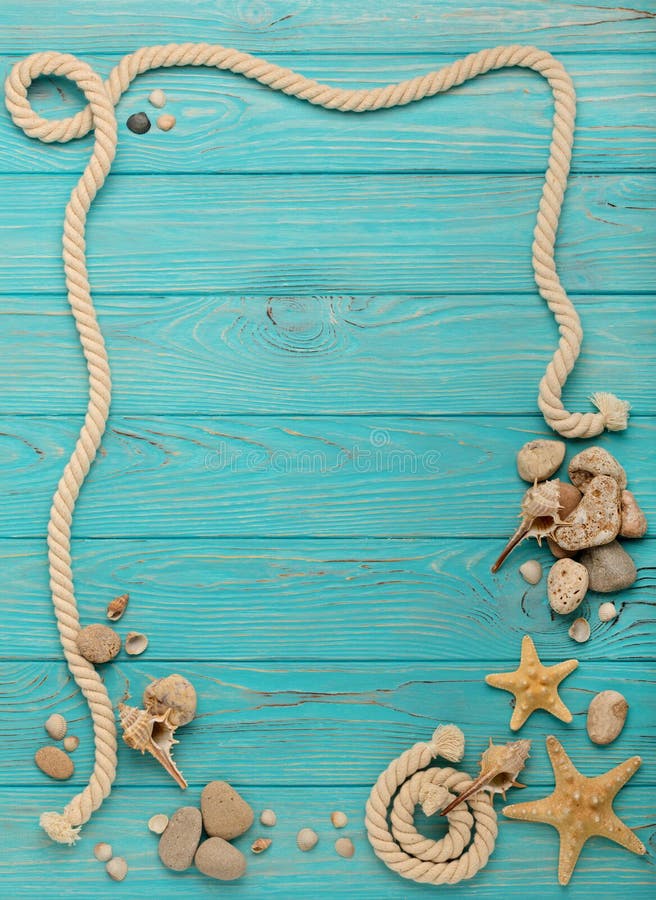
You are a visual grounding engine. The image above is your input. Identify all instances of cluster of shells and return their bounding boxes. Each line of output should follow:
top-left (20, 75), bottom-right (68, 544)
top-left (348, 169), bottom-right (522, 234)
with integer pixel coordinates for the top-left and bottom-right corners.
top-left (118, 674), bottom-right (197, 789)
top-left (494, 441), bottom-right (647, 640)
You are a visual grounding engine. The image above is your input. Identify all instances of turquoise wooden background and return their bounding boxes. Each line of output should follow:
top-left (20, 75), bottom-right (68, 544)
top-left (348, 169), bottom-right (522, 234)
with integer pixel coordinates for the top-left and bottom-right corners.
top-left (1, 2), bottom-right (654, 896)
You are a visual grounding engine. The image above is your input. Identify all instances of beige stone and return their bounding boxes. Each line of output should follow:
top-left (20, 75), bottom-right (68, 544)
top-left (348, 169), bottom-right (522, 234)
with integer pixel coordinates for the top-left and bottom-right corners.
top-left (201, 781), bottom-right (253, 840)
top-left (568, 446), bottom-right (626, 492)
top-left (620, 490), bottom-right (647, 538)
top-left (547, 558), bottom-right (589, 614)
top-left (76, 623), bottom-right (121, 663)
top-left (35, 745), bottom-right (74, 780)
top-left (194, 837), bottom-right (246, 881)
top-left (587, 690), bottom-right (628, 744)
top-left (553, 475), bottom-right (621, 551)
top-left (516, 439), bottom-right (565, 482)
top-left (158, 806), bottom-right (202, 871)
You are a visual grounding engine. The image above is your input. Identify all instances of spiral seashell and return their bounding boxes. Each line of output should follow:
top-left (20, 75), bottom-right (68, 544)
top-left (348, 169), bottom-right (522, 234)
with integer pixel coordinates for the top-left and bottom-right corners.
top-left (440, 738), bottom-right (531, 815)
top-left (117, 702), bottom-right (187, 789)
top-left (492, 480), bottom-right (582, 572)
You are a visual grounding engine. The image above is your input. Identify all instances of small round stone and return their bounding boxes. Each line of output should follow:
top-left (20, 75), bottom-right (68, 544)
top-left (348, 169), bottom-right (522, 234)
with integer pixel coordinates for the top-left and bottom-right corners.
top-left (587, 690), bottom-right (628, 744)
top-left (34, 746), bottom-right (74, 780)
top-left (195, 837), bottom-right (247, 881)
top-left (148, 813), bottom-right (169, 834)
top-left (156, 113), bottom-right (176, 132)
top-left (201, 781), bottom-right (253, 840)
top-left (126, 112), bottom-right (151, 134)
top-left (77, 623), bottom-right (121, 663)
top-left (331, 810), bottom-right (348, 828)
top-left (296, 828), bottom-right (318, 852)
top-left (579, 541), bottom-right (637, 593)
top-left (94, 842), bottom-right (113, 862)
top-left (63, 735), bottom-right (79, 752)
top-left (44, 713), bottom-right (67, 741)
top-left (148, 89), bottom-right (167, 108)
top-left (519, 560), bottom-right (542, 585)
top-left (335, 837), bottom-right (355, 858)
top-left (106, 856), bottom-right (128, 881)
top-left (260, 808), bottom-right (277, 827)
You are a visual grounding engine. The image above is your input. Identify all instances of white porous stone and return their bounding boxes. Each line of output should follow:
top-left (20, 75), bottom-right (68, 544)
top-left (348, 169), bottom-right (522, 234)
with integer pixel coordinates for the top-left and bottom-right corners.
top-left (547, 558), bottom-right (589, 614)
top-left (553, 475), bottom-right (621, 551)
top-left (568, 446), bottom-right (627, 492)
top-left (516, 439), bottom-right (566, 482)
top-left (519, 560), bottom-right (542, 585)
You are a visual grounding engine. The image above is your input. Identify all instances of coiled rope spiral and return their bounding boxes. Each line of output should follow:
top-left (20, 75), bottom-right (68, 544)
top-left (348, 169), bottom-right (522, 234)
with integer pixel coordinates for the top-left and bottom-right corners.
top-left (5, 43), bottom-right (629, 844)
top-left (365, 724), bottom-right (498, 884)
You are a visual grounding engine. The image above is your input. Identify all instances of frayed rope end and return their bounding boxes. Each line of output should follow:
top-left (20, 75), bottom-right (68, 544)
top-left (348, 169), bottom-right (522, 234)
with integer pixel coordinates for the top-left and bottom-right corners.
top-left (428, 723), bottom-right (465, 763)
top-left (591, 391), bottom-right (631, 432)
top-left (40, 811), bottom-right (81, 845)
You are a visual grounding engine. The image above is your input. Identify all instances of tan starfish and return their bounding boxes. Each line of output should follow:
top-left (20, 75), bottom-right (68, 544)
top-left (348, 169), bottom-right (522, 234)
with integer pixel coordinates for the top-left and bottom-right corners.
top-left (504, 735), bottom-right (645, 885)
top-left (485, 634), bottom-right (578, 730)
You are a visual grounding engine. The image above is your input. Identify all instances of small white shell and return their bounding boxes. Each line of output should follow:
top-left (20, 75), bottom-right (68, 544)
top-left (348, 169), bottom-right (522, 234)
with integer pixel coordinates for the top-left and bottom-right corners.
top-left (148, 813), bottom-right (169, 834)
top-left (598, 601), bottom-right (618, 622)
top-left (568, 617), bottom-right (591, 643)
top-left (260, 809), bottom-right (277, 827)
top-left (148, 89), bottom-right (167, 108)
top-left (331, 810), bottom-right (348, 828)
top-left (106, 856), bottom-right (128, 881)
top-left (44, 713), bottom-right (67, 741)
top-left (94, 842), bottom-right (113, 862)
top-left (519, 560), bottom-right (542, 585)
top-left (335, 837), bottom-right (355, 858)
top-left (125, 631), bottom-right (149, 656)
top-left (63, 735), bottom-right (79, 752)
top-left (296, 828), bottom-right (318, 852)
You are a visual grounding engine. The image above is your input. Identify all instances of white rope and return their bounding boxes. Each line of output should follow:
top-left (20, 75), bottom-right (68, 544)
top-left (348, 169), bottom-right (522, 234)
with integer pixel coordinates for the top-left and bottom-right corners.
top-left (4, 43), bottom-right (630, 844)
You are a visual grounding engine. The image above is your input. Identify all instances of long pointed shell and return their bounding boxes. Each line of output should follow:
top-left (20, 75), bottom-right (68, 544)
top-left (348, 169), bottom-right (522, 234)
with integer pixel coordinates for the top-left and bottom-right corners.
top-left (117, 702), bottom-right (187, 789)
top-left (440, 738), bottom-right (531, 815)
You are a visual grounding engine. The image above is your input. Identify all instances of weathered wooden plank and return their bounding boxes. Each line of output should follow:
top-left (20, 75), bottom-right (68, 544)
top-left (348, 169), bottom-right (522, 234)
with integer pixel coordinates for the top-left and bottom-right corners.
top-left (1, 415), bottom-right (653, 538)
top-left (1, 2), bottom-right (655, 53)
top-left (2, 54), bottom-right (654, 175)
top-left (2, 660), bottom-right (654, 787)
top-left (1, 175), bottom-right (654, 295)
top-left (1, 538), bottom-right (653, 662)
top-left (0, 784), bottom-right (653, 899)
top-left (1, 294), bottom-right (654, 416)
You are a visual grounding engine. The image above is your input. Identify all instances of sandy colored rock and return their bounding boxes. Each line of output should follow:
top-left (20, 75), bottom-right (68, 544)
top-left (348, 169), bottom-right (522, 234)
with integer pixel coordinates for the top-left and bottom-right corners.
top-left (519, 560), bottom-right (542, 585)
top-left (547, 558), bottom-right (589, 614)
top-left (587, 690), bottom-right (628, 744)
top-left (76, 623), bottom-right (121, 663)
top-left (568, 446), bottom-right (626, 493)
top-left (620, 490), bottom-right (647, 538)
top-left (553, 475), bottom-right (621, 552)
top-left (35, 745), bottom-right (74, 780)
top-left (516, 439), bottom-right (565, 483)
top-left (201, 781), bottom-right (253, 840)
top-left (158, 806), bottom-right (202, 871)
top-left (194, 837), bottom-right (247, 881)
top-left (44, 713), bottom-right (67, 741)
top-left (579, 541), bottom-right (637, 593)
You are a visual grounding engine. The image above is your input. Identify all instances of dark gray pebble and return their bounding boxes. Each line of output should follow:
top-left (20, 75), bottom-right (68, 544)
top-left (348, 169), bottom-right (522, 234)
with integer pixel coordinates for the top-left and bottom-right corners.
top-left (127, 112), bottom-right (151, 134)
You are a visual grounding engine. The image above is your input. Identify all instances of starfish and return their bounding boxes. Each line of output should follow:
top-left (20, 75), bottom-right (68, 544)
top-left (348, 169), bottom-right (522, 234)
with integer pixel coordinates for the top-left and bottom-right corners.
top-left (485, 634), bottom-right (578, 730)
top-left (504, 736), bottom-right (645, 885)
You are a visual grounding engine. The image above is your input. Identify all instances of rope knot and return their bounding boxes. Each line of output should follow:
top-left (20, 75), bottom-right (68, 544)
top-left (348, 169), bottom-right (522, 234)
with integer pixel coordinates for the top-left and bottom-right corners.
top-left (428, 723), bottom-right (466, 762)
top-left (40, 811), bottom-right (81, 845)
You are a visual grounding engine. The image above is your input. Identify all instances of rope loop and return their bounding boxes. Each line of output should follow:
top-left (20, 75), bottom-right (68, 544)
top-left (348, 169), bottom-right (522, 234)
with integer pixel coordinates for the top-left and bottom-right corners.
top-left (4, 42), bottom-right (630, 843)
